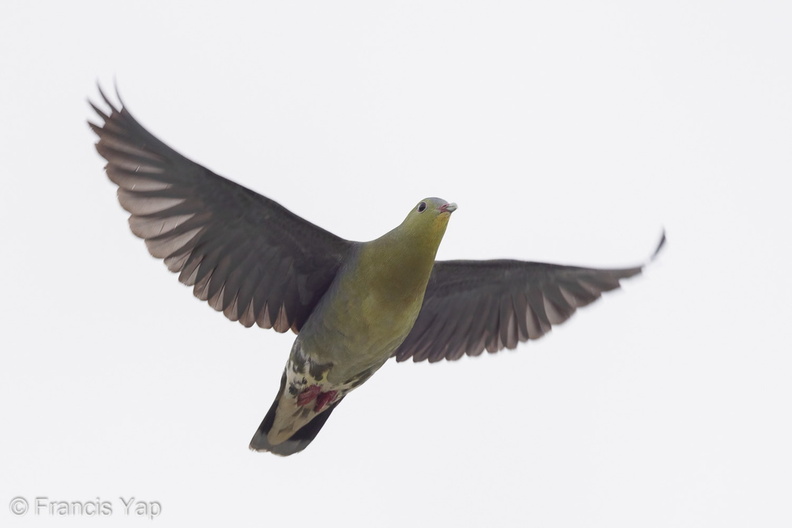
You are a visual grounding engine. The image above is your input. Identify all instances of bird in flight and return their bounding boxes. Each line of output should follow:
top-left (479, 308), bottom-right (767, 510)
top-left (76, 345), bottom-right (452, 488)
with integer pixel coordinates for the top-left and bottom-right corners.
top-left (89, 87), bottom-right (664, 456)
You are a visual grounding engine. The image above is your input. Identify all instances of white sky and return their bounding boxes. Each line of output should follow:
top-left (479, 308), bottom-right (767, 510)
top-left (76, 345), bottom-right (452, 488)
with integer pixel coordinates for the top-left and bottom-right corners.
top-left (2, 1), bottom-right (791, 526)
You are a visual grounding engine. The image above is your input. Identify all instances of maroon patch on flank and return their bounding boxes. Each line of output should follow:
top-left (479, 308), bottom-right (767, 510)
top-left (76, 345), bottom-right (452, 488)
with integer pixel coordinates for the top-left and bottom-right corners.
top-left (297, 385), bottom-right (321, 406)
top-left (314, 390), bottom-right (338, 412)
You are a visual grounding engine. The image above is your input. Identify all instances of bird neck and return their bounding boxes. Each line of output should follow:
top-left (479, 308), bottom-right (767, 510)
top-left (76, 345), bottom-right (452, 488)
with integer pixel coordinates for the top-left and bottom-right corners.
top-left (361, 221), bottom-right (447, 301)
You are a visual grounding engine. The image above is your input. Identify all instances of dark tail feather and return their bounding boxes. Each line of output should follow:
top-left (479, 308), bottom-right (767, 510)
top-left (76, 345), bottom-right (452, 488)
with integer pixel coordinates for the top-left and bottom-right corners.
top-left (249, 372), bottom-right (343, 456)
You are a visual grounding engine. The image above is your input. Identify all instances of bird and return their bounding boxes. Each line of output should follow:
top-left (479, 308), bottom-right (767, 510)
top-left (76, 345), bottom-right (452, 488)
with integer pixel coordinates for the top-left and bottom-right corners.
top-left (89, 87), bottom-right (664, 456)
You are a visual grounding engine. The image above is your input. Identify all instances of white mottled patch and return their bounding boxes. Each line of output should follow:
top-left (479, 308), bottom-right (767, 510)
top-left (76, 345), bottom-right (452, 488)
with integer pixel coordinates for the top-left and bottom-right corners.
top-left (266, 342), bottom-right (345, 445)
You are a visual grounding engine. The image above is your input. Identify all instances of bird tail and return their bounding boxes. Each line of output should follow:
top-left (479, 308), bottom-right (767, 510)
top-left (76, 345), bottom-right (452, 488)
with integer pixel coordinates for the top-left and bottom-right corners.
top-left (249, 371), bottom-right (343, 456)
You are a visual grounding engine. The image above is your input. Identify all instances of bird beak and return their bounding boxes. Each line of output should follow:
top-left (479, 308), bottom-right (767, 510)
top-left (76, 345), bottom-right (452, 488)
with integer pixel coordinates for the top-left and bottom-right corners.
top-left (440, 202), bottom-right (458, 214)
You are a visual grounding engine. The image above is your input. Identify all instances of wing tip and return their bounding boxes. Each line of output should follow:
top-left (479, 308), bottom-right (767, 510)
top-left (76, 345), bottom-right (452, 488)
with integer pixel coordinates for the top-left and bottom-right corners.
top-left (88, 80), bottom-right (128, 125)
top-left (650, 229), bottom-right (667, 262)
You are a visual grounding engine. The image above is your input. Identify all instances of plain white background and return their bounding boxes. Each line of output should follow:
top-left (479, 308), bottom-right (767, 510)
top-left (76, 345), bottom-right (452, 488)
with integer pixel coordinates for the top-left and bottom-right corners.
top-left (2, 1), bottom-right (790, 526)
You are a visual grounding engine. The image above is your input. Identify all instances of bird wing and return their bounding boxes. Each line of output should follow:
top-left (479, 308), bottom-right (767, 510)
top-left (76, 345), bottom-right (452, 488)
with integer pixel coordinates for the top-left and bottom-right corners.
top-left (393, 235), bottom-right (664, 362)
top-left (89, 88), bottom-right (352, 332)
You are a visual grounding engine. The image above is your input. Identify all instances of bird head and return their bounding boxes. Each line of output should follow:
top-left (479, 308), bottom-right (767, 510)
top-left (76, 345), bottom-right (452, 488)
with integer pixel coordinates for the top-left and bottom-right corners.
top-left (402, 197), bottom-right (457, 235)
top-left (387, 197), bottom-right (457, 251)
top-left (368, 197), bottom-right (457, 259)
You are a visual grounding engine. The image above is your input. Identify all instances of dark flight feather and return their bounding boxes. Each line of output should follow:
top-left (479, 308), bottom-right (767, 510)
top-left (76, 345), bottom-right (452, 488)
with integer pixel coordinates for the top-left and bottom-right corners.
top-left (394, 252), bottom-right (662, 363)
top-left (90, 88), bottom-right (352, 333)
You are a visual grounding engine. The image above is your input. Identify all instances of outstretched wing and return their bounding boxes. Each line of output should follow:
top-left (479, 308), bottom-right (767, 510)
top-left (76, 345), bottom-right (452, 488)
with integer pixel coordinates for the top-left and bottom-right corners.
top-left (89, 88), bottom-right (352, 332)
top-left (394, 236), bottom-right (663, 362)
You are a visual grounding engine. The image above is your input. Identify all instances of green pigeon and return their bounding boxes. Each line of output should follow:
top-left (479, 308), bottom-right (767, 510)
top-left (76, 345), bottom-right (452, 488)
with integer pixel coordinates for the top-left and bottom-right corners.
top-left (89, 88), bottom-right (664, 456)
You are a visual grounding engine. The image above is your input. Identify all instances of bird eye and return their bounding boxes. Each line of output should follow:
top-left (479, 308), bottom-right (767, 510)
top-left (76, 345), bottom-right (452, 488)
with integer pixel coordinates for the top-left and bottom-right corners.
top-left (417, 201), bottom-right (427, 213)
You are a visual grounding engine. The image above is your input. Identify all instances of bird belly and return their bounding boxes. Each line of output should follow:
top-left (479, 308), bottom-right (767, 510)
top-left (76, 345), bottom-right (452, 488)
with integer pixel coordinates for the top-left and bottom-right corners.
top-left (265, 264), bottom-right (427, 444)
top-left (303, 290), bottom-right (421, 384)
